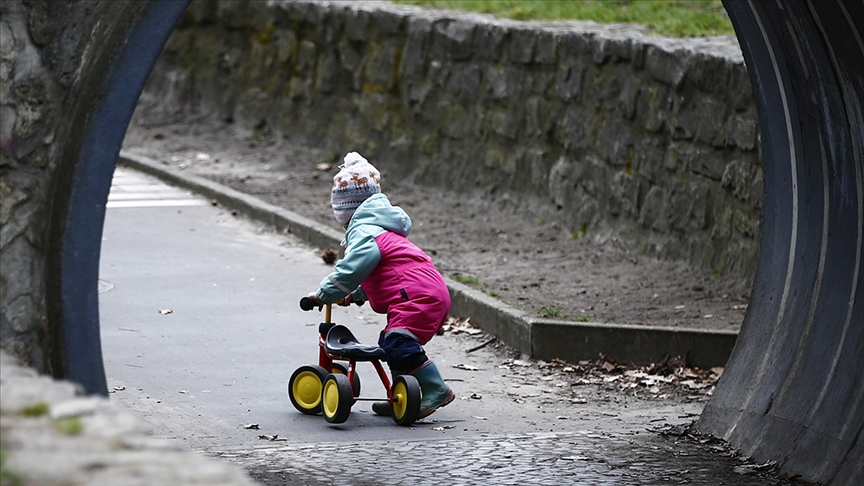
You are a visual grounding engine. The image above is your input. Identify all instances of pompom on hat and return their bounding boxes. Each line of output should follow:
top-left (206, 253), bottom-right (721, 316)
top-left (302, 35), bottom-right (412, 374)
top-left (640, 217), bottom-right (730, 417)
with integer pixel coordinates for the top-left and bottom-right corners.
top-left (331, 152), bottom-right (381, 226)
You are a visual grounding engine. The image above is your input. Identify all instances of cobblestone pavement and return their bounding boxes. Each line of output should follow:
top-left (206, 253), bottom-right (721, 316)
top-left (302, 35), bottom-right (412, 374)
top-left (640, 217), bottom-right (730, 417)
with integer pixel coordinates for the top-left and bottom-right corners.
top-left (217, 431), bottom-right (798, 486)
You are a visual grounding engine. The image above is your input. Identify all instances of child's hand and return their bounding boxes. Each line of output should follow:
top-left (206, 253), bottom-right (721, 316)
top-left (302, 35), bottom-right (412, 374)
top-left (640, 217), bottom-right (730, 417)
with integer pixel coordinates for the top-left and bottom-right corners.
top-left (305, 292), bottom-right (325, 311)
top-left (336, 294), bottom-right (353, 307)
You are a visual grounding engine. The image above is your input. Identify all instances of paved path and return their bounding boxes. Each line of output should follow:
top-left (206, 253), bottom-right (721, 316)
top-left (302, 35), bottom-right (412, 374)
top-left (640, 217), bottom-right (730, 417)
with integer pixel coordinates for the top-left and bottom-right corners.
top-left (94, 167), bottom-right (801, 485)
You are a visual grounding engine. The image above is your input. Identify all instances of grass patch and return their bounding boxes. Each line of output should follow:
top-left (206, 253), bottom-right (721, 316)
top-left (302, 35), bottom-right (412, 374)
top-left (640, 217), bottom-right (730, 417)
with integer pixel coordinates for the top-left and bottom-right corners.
top-left (714, 266), bottom-right (725, 277)
top-left (539, 306), bottom-right (566, 319)
top-left (451, 274), bottom-right (482, 287)
top-left (56, 417), bottom-right (84, 436)
top-left (317, 150), bottom-right (340, 167)
top-left (539, 307), bottom-right (593, 322)
top-left (571, 223), bottom-right (588, 240)
top-left (391, 0), bottom-right (732, 37)
top-left (489, 290), bottom-right (500, 297)
top-left (21, 402), bottom-right (49, 417)
top-left (1, 450), bottom-right (23, 486)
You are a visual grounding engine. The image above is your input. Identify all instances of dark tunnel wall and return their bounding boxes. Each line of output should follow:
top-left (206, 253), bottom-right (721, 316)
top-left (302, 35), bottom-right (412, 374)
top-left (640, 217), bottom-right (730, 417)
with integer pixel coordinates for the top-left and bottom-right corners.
top-left (45, 0), bottom-right (191, 394)
top-left (34, 1), bottom-right (861, 484)
top-left (697, 2), bottom-right (863, 485)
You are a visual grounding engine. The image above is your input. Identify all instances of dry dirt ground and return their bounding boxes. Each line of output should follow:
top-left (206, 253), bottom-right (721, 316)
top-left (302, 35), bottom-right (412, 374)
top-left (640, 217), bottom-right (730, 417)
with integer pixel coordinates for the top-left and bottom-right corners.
top-left (122, 97), bottom-right (752, 333)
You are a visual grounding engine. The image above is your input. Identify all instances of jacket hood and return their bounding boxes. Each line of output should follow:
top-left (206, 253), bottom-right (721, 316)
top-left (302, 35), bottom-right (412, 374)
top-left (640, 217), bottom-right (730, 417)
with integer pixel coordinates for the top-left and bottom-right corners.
top-left (348, 193), bottom-right (411, 236)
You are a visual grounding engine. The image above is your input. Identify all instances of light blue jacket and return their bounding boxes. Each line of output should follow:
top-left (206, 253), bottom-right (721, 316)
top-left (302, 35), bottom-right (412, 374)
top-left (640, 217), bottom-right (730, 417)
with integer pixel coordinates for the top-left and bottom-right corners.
top-left (316, 193), bottom-right (412, 303)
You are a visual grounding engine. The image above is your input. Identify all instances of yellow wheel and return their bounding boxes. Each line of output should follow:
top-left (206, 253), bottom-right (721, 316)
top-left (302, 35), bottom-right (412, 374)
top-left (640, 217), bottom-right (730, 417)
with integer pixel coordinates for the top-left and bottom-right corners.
top-left (331, 362), bottom-right (361, 397)
top-left (322, 373), bottom-right (353, 424)
top-left (391, 375), bottom-right (421, 426)
top-left (288, 365), bottom-right (328, 415)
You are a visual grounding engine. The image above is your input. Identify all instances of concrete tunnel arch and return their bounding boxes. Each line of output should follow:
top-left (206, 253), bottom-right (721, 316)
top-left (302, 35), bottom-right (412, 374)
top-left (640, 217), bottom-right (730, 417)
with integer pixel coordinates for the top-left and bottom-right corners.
top-left (50, 1), bottom-right (861, 484)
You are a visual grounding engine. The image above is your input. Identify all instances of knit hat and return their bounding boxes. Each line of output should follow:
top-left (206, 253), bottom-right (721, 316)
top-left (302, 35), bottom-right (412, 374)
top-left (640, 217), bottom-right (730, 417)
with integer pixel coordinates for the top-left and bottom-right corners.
top-left (331, 152), bottom-right (381, 226)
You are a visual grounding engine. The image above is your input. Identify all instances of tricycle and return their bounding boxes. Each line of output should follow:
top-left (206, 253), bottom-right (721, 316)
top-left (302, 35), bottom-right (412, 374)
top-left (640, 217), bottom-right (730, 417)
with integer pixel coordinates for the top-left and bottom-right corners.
top-left (288, 297), bottom-right (422, 426)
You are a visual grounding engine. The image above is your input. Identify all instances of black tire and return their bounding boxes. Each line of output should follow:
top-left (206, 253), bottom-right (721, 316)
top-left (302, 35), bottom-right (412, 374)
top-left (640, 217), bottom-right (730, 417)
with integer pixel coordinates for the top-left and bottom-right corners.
top-left (322, 373), bottom-right (353, 424)
top-left (288, 365), bottom-right (328, 415)
top-left (391, 375), bottom-right (421, 426)
top-left (331, 362), bottom-right (361, 397)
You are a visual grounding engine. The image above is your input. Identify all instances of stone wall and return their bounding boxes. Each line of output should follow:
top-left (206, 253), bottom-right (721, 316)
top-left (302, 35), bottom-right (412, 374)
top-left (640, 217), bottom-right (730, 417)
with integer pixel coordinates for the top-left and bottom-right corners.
top-left (0, 351), bottom-right (257, 485)
top-left (0, 0), bottom-right (156, 373)
top-left (148, 0), bottom-right (762, 280)
top-left (1, 0), bottom-right (95, 372)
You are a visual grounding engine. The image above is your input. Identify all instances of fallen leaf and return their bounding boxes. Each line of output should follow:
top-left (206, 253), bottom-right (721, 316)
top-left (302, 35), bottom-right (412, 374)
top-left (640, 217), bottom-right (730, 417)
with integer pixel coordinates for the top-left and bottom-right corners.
top-left (244, 423), bottom-right (260, 430)
top-left (159, 309), bottom-right (173, 315)
top-left (470, 393), bottom-right (482, 400)
top-left (681, 380), bottom-right (711, 390)
top-left (112, 386), bottom-right (126, 392)
top-left (321, 248), bottom-right (338, 265)
top-left (452, 363), bottom-right (479, 371)
top-left (678, 368), bottom-right (702, 379)
top-left (432, 425), bottom-right (454, 431)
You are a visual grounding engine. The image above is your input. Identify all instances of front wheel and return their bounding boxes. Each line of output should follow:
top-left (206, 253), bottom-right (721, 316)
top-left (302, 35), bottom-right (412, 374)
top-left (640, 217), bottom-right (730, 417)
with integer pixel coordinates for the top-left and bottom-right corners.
top-left (288, 365), bottom-right (328, 415)
top-left (391, 375), bottom-right (421, 426)
top-left (331, 362), bottom-right (361, 397)
top-left (322, 373), bottom-right (353, 424)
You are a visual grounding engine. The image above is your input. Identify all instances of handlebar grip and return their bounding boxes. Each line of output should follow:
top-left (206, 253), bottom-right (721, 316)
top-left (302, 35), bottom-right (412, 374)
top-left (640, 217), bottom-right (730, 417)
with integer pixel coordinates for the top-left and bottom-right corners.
top-left (299, 297), bottom-right (315, 311)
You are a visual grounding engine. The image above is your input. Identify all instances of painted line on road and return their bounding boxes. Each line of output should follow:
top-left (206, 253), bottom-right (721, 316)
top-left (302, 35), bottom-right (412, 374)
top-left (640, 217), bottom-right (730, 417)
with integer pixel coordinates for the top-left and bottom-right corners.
top-left (106, 199), bottom-right (208, 208)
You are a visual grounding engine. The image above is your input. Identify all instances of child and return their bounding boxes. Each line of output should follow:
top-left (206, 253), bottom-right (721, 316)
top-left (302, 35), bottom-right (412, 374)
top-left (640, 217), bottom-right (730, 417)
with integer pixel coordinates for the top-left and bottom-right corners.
top-left (305, 152), bottom-right (454, 418)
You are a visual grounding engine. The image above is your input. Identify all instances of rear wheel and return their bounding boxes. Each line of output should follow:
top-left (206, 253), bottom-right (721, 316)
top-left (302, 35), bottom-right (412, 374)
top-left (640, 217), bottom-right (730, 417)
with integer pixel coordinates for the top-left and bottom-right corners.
top-left (391, 375), bottom-right (421, 426)
top-left (288, 365), bottom-right (328, 415)
top-left (322, 373), bottom-right (353, 424)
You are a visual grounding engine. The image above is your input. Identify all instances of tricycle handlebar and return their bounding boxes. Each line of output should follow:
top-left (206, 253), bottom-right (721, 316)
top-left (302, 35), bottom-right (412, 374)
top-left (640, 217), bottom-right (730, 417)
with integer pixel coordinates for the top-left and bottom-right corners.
top-left (299, 297), bottom-right (316, 311)
top-left (299, 296), bottom-right (361, 311)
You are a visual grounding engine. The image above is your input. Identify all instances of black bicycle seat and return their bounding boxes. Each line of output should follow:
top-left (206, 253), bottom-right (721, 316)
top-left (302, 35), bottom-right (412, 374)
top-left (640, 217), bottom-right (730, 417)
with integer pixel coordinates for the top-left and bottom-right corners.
top-left (325, 325), bottom-right (386, 361)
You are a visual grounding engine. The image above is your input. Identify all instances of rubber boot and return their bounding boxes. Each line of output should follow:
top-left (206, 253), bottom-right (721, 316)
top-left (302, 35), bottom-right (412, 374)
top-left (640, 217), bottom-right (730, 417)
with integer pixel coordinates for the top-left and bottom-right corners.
top-left (372, 369), bottom-right (407, 416)
top-left (372, 402), bottom-right (393, 417)
top-left (372, 400), bottom-right (392, 416)
top-left (413, 361), bottom-right (455, 418)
